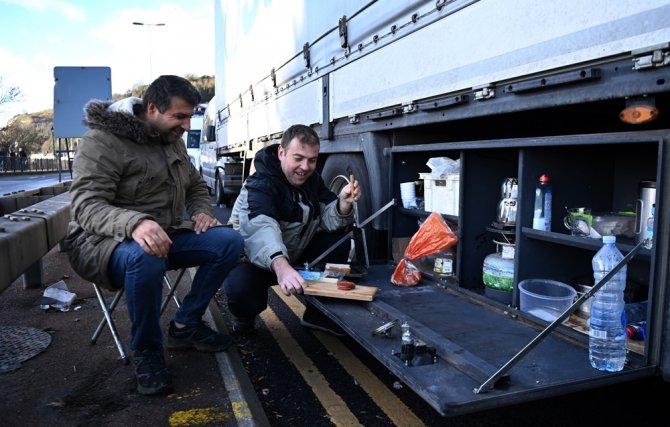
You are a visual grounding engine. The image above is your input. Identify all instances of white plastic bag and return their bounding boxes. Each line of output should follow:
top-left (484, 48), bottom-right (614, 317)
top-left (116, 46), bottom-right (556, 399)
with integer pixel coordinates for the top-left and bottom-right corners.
top-left (426, 157), bottom-right (460, 176)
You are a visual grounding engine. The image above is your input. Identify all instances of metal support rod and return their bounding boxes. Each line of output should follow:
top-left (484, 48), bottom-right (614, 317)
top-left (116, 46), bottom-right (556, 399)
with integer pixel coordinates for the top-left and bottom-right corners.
top-left (160, 269), bottom-right (185, 314)
top-left (91, 284), bottom-right (129, 364)
top-left (474, 238), bottom-right (645, 394)
top-left (91, 287), bottom-right (125, 343)
top-left (305, 198), bottom-right (397, 270)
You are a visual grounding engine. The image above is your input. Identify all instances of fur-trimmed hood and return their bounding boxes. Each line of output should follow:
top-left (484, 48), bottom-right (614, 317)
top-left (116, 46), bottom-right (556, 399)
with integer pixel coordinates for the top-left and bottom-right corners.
top-left (83, 98), bottom-right (151, 144)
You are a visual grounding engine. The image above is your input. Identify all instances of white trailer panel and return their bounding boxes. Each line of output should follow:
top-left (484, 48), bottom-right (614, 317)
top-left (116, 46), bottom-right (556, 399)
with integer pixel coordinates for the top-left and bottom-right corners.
top-left (330, 0), bottom-right (670, 119)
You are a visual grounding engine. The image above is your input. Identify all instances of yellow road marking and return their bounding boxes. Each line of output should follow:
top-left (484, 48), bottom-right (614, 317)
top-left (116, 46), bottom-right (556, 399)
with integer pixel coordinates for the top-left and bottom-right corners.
top-left (273, 286), bottom-right (426, 427)
top-left (231, 401), bottom-right (252, 420)
top-left (259, 294), bottom-right (362, 427)
top-left (168, 407), bottom-right (229, 426)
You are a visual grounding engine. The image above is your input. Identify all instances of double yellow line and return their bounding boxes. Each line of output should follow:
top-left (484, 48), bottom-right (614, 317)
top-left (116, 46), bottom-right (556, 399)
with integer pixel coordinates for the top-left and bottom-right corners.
top-left (261, 286), bottom-right (426, 427)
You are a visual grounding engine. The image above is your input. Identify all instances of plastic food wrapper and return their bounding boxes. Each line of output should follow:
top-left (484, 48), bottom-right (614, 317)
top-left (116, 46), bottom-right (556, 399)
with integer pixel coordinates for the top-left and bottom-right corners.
top-left (36, 280), bottom-right (77, 311)
top-left (392, 211), bottom-right (458, 286)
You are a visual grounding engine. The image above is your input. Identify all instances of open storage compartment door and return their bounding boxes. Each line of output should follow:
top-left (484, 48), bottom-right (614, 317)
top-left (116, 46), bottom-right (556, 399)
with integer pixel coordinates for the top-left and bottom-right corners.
top-left (305, 267), bottom-right (653, 417)
top-left (305, 130), bottom-right (668, 417)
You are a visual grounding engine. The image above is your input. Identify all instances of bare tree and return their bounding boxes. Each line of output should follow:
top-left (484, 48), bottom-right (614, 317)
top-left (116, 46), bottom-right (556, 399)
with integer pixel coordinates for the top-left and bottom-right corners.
top-left (0, 77), bottom-right (22, 107)
top-left (0, 120), bottom-right (50, 156)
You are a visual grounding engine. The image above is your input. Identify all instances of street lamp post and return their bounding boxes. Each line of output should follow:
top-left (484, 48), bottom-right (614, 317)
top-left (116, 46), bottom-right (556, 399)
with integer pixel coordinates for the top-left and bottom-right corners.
top-left (133, 22), bottom-right (165, 82)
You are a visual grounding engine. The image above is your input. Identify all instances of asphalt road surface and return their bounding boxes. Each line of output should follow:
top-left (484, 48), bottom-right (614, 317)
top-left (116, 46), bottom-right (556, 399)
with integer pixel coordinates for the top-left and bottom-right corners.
top-left (0, 171), bottom-right (72, 195)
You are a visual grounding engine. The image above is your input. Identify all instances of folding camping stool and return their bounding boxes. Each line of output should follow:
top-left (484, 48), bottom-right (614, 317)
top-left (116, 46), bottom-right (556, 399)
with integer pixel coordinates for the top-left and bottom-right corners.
top-left (90, 268), bottom-right (187, 365)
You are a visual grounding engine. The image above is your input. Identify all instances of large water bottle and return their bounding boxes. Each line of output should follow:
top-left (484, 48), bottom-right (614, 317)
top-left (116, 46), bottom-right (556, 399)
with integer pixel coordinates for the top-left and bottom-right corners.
top-left (589, 235), bottom-right (627, 371)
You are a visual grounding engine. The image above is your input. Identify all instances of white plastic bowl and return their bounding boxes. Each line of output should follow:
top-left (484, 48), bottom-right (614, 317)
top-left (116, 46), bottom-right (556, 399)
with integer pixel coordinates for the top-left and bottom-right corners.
top-left (518, 279), bottom-right (576, 322)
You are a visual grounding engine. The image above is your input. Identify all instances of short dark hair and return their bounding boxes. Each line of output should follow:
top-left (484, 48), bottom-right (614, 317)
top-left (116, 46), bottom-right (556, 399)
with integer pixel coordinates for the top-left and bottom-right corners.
top-left (143, 75), bottom-right (201, 113)
top-left (281, 124), bottom-right (320, 148)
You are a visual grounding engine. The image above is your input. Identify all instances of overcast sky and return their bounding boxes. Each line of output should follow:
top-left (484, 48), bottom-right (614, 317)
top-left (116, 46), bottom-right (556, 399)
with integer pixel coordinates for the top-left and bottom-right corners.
top-left (0, 0), bottom-right (214, 127)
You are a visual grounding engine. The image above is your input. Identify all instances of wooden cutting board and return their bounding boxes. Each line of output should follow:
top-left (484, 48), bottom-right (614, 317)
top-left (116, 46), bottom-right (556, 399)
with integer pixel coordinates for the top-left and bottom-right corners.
top-left (304, 280), bottom-right (379, 301)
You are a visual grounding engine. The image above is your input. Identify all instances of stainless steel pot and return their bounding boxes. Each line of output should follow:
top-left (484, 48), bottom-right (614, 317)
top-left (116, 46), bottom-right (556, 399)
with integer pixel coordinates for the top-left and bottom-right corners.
top-left (496, 198), bottom-right (518, 225)
top-left (576, 284), bottom-right (594, 317)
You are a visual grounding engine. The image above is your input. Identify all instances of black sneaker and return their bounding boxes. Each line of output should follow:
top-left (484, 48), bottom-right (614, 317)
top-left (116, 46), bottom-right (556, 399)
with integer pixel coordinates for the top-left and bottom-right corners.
top-left (231, 316), bottom-right (257, 336)
top-left (133, 349), bottom-right (172, 395)
top-left (167, 320), bottom-right (233, 352)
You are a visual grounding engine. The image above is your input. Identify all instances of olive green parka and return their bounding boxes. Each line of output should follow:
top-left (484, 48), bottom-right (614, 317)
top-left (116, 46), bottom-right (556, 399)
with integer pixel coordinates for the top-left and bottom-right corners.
top-left (63, 98), bottom-right (212, 289)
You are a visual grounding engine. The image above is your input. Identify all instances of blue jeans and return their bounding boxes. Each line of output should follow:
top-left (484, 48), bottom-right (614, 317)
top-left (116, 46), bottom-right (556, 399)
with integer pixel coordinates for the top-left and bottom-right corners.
top-left (108, 226), bottom-right (244, 352)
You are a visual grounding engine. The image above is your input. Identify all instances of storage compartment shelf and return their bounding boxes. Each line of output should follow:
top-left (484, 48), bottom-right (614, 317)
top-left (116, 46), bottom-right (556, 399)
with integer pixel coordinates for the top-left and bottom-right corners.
top-left (370, 130), bottom-right (665, 414)
top-left (522, 227), bottom-right (652, 259)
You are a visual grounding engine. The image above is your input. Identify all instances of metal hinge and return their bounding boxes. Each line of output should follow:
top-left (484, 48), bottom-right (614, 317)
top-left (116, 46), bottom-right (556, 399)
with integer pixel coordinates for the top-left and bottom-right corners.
top-left (339, 15), bottom-right (348, 48)
top-left (633, 49), bottom-right (670, 70)
top-left (473, 85), bottom-right (495, 100)
top-left (402, 102), bottom-right (417, 114)
top-left (303, 42), bottom-right (311, 69)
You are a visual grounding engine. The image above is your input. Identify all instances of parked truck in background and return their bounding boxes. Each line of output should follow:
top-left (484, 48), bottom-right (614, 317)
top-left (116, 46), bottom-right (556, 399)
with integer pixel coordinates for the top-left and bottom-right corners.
top-left (205, 0), bottom-right (670, 416)
top-left (200, 96), bottom-right (243, 206)
top-left (182, 103), bottom-right (207, 171)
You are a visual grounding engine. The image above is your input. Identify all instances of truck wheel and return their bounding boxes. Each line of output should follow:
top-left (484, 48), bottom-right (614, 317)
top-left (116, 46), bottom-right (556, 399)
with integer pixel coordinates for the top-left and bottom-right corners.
top-left (203, 171), bottom-right (213, 196)
top-left (215, 174), bottom-right (226, 205)
top-left (321, 153), bottom-right (371, 222)
top-left (320, 154), bottom-right (377, 263)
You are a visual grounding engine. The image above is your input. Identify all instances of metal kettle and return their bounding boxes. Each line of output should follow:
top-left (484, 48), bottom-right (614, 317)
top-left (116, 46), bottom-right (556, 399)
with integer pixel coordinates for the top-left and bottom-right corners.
top-left (635, 180), bottom-right (656, 243)
top-left (496, 178), bottom-right (518, 226)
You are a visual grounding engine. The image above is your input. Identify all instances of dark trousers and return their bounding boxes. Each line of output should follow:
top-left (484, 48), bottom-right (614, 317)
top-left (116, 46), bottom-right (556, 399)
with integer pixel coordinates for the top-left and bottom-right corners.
top-left (223, 230), bottom-right (351, 319)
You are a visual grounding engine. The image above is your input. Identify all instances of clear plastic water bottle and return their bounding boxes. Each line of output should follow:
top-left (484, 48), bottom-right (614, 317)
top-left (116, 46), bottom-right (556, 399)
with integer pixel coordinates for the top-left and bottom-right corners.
top-left (400, 321), bottom-right (415, 365)
top-left (532, 174), bottom-right (552, 231)
top-left (643, 204), bottom-right (655, 249)
top-left (589, 235), bottom-right (627, 372)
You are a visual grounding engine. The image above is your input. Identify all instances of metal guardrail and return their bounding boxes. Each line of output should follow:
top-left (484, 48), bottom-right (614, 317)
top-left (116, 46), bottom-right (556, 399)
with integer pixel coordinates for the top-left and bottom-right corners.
top-left (0, 155), bottom-right (71, 174)
top-left (0, 184), bottom-right (71, 293)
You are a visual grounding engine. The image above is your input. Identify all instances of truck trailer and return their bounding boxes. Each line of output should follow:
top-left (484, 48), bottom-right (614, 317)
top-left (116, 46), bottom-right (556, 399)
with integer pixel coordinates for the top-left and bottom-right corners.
top-left (202, 0), bottom-right (670, 416)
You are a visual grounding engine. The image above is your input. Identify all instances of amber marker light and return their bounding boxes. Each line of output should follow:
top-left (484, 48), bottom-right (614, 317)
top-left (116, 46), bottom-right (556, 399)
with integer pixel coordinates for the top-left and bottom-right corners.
top-left (620, 96), bottom-right (659, 124)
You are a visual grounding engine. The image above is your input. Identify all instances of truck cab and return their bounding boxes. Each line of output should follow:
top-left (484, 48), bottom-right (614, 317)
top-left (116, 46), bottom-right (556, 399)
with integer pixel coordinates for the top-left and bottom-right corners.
top-left (182, 103), bottom-right (206, 171)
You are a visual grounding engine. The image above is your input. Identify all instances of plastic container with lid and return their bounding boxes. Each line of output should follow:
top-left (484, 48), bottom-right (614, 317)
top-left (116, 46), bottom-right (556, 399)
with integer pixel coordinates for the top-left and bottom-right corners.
top-left (591, 212), bottom-right (635, 238)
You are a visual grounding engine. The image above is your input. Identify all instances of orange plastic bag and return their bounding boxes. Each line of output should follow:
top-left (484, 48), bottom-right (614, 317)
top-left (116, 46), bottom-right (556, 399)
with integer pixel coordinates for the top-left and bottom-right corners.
top-left (391, 211), bottom-right (458, 286)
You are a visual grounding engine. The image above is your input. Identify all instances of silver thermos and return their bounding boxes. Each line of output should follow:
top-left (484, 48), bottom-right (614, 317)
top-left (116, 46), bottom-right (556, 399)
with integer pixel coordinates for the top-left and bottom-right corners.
top-left (635, 180), bottom-right (656, 243)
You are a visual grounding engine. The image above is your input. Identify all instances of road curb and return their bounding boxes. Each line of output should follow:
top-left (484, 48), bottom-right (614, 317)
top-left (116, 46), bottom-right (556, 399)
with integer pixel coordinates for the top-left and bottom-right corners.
top-left (192, 268), bottom-right (271, 427)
